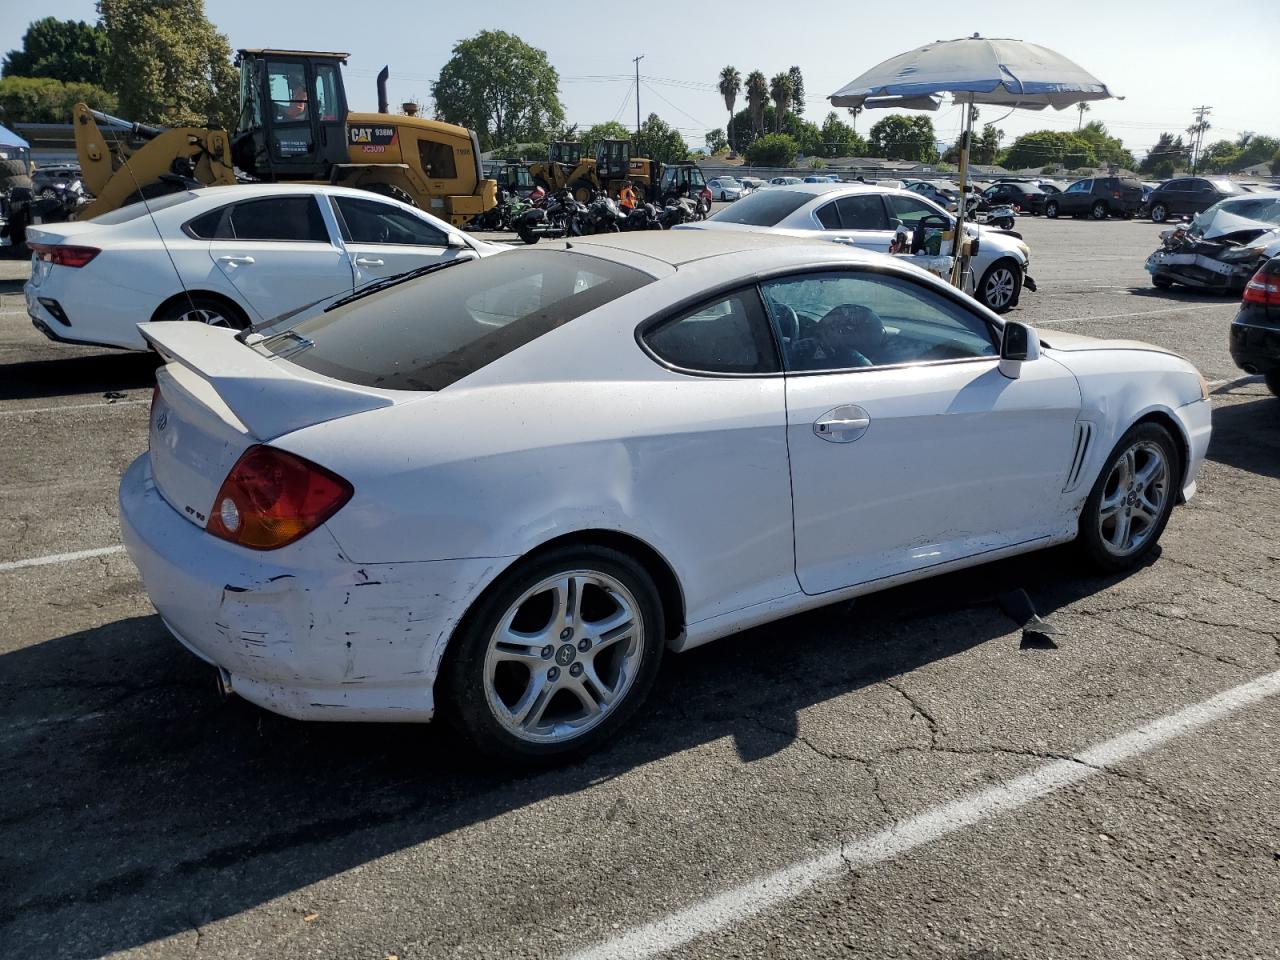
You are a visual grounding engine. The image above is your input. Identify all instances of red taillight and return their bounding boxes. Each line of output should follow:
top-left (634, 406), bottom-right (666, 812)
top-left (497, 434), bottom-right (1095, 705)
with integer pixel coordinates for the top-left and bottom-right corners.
top-left (700, 187), bottom-right (712, 203)
top-left (29, 243), bottom-right (101, 268)
top-left (206, 445), bottom-right (353, 550)
top-left (1242, 266), bottom-right (1280, 306)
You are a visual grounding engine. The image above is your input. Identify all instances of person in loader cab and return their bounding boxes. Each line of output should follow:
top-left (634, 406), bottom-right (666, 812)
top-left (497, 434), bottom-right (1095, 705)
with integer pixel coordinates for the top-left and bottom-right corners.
top-left (278, 85), bottom-right (309, 122)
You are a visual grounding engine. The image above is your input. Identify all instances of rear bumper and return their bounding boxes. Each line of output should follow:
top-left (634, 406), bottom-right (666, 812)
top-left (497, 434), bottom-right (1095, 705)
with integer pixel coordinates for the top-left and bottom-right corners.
top-left (1230, 317), bottom-right (1280, 375)
top-left (120, 453), bottom-right (501, 722)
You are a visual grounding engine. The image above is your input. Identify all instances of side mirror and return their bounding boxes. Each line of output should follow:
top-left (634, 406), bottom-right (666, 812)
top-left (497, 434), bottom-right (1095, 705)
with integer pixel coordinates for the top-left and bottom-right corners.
top-left (446, 233), bottom-right (467, 248)
top-left (889, 217), bottom-right (904, 230)
top-left (999, 321), bottom-right (1040, 379)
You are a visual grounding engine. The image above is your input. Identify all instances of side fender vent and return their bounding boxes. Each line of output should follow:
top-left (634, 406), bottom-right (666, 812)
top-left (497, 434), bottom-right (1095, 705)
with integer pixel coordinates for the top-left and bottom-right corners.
top-left (1063, 421), bottom-right (1095, 493)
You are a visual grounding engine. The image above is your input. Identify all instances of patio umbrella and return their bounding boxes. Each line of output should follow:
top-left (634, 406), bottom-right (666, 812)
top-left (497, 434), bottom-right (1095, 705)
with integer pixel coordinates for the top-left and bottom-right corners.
top-left (830, 34), bottom-right (1119, 284)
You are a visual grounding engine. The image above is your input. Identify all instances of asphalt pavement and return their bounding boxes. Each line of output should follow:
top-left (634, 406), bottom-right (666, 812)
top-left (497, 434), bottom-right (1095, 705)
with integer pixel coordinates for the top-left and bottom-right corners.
top-left (1, 214), bottom-right (1278, 960)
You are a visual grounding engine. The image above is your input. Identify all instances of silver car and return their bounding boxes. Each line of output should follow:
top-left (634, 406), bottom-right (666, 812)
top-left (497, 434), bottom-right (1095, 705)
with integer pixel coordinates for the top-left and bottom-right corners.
top-left (681, 182), bottom-right (1034, 313)
top-left (708, 177), bottom-right (745, 201)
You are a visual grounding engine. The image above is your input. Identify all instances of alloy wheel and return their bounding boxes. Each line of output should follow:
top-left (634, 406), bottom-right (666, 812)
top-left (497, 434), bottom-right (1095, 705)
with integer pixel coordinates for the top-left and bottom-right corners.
top-left (1097, 440), bottom-right (1169, 557)
top-left (483, 570), bottom-right (644, 744)
top-left (1091, 201), bottom-right (1107, 220)
top-left (176, 306), bottom-right (233, 326)
top-left (982, 266), bottom-right (1017, 311)
top-left (1151, 203), bottom-right (1167, 223)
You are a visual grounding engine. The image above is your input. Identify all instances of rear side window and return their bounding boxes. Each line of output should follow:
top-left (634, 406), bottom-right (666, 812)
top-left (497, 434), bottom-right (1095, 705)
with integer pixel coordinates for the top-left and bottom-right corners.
top-left (815, 202), bottom-right (841, 229)
top-left (836, 195), bottom-right (889, 230)
top-left (191, 196), bottom-right (330, 241)
top-left (708, 189), bottom-right (811, 226)
top-left (269, 250), bottom-right (652, 390)
top-left (643, 288), bottom-right (780, 374)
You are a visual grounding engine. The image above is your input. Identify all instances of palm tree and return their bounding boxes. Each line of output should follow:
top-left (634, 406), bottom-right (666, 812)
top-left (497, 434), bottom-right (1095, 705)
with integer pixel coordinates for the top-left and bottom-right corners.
top-left (769, 73), bottom-right (792, 133)
top-left (847, 105), bottom-right (862, 135)
top-left (718, 66), bottom-right (741, 153)
top-left (1076, 101), bottom-right (1090, 130)
top-left (745, 70), bottom-right (768, 135)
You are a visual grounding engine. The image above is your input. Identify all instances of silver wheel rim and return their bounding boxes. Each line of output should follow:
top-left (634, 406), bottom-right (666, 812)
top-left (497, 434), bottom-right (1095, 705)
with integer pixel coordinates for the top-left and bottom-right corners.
top-left (1047, 203), bottom-right (1057, 217)
top-left (1098, 440), bottom-right (1169, 557)
top-left (483, 570), bottom-right (644, 744)
top-left (1092, 203), bottom-right (1106, 219)
top-left (177, 307), bottom-right (233, 327)
top-left (1152, 205), bottom-right (1165, 221)
top-left (984, 267), bottom-right (1016, 309)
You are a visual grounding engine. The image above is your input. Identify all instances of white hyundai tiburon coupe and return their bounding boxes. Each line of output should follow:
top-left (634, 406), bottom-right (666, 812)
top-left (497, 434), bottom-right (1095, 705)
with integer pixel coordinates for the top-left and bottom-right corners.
top-left (121, 232), bottom-right (1212, 763)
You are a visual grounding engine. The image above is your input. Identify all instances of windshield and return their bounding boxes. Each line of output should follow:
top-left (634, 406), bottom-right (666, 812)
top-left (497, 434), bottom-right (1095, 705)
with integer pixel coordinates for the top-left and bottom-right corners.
top-left (264, 250), bottom-right (653, 391)
top-left (708, 189), bottom-right (811, 226)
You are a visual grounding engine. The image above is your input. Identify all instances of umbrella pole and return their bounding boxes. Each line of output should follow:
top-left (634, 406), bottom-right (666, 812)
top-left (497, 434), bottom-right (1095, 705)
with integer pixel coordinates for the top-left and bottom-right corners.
top-left (950, 93), bottom-right (974, 288)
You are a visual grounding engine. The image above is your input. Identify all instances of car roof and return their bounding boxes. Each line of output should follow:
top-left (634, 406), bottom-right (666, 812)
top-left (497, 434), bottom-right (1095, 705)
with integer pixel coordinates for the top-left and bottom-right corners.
top-left (569, 228), bottom-right (885, 269)
top-left (184, 183), bottom-right (413, 203)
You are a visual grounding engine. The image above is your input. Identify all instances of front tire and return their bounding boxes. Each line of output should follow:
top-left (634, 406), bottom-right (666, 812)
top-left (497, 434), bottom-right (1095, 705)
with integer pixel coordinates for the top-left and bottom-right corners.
top-left (1078, 423), bottom-right (1179, 573)
top-left (1150, 203), bottom-right (1168, 223)
top-left (978, 259), bottom-right (1022, 313)
top-left (362, 182), bottom-right (418, 207)
top-left (1152, 274), bottom-right (1174, 290)
top-left (1045, 200), bottom-right (1059, 219)
top-left (1090, 200), bottom-right (1108, 220)
top-left (441, 545), bottom-right (665, 764)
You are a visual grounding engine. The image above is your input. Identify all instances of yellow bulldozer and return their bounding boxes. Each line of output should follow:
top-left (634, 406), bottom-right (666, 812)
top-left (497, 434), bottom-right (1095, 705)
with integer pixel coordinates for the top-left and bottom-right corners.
top-left (73, 49), bottom-right (496, 225)
top-left (528, 139), bottom-right (657, 202)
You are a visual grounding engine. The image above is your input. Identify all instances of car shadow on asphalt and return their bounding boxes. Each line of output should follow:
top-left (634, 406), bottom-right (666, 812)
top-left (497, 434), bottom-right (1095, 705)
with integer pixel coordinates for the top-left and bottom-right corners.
top-left (0, 351), bottom-right (161, 401)
top-left (1123, 285), bottom-right (1240, 303)
top-left (0, 546), bottom-right (1140, 957)
top-left (1206, 391), bottom-right (1280, 480)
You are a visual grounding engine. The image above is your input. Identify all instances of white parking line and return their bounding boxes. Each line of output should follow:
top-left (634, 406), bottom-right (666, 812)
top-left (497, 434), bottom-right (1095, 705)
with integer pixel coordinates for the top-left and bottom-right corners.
top-left (0, 398), bottom-right (148, 417)
top-left (0, 545), bottom-right (126, 572)
top-left (1041, 303), bottom-right (1233, 326)
top-left (567, 668), bottom-right (1280, 960)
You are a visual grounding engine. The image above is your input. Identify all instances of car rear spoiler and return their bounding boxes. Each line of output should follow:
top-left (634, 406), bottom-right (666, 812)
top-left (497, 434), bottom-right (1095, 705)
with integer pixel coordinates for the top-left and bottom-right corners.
top-left (141, 321), bottom-right (395, 440)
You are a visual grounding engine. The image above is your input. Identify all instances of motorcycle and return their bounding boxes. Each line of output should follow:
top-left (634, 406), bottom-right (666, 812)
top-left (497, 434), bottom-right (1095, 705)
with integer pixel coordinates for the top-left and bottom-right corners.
top-left (623, 202), bottom-right (664, 232)
top-left (966, 194), bottom-right (1017, 231)
top-left (584, 191), bottom-right (626, 234)
top-left (513, 189), bottom-right (589, 244)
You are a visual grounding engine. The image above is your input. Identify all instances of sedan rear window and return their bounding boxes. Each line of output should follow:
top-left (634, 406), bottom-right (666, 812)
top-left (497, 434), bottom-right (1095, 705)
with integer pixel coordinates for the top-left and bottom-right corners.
top-left (266, 250), bottom-right (653, 391)
top-left (708, 189), bottom-right (811, 226)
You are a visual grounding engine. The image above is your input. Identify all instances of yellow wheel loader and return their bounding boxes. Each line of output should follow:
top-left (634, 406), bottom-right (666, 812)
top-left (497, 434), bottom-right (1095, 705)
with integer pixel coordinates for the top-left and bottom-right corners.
top-left (73, 49), bottom-right (496, 225)
top-left (528, 140), bottom-right (655, 202)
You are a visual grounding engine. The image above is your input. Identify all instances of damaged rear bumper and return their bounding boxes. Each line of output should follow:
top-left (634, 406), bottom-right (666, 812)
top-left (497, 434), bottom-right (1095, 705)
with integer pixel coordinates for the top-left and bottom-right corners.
top-left (119, 454), bottom-right (504, 722)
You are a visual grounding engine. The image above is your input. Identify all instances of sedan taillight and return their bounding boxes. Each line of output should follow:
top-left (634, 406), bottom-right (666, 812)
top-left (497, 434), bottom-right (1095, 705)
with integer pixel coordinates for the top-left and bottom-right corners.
top-left (206, 445), bottom-right (353, 550)
top-left (29, 243), bottom-right (101, 268)
top-left (1242, 262), bottom-right (1280, 306)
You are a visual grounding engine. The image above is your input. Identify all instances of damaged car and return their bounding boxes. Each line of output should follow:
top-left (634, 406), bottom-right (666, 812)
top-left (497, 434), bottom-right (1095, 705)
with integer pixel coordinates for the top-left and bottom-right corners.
top-left (121, 232), bottom-right (1211, 764)
top-left (1146, 193), bottom-right (1280, 292)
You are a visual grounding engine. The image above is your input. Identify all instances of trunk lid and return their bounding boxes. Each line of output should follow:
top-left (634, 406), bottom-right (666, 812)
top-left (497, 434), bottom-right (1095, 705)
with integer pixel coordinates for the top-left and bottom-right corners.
top-left (143, 322), bottom-right (401, 529)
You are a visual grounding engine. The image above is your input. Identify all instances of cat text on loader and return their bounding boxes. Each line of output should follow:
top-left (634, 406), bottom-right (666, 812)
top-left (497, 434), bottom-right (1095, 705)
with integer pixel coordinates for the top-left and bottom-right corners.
top-left (72, 49), bottom-right (496, 225)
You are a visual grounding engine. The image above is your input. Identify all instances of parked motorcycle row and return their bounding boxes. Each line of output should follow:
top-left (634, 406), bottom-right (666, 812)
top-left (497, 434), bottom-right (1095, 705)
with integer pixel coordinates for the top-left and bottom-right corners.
top-left (475, 184), bottom-right (710, 244)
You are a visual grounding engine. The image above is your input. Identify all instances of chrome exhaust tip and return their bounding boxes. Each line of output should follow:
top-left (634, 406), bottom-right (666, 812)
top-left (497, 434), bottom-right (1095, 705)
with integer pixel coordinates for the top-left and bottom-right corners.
top-left (214, 667), bottom-right (234, 699)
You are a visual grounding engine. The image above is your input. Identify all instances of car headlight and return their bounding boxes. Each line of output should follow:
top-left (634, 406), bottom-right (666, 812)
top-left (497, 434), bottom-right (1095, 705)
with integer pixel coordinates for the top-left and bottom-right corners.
top-left (1016, 242), bottom-right (1030, 261)
top-left (1199, 372), bottom-right (1211, 401)
top-left (1220, 245), bottom-right (1267, 262)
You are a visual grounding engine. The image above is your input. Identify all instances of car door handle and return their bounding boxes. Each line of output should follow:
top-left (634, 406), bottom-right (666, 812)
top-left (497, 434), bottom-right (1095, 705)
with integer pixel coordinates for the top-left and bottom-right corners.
top-left (354, 257), bottom-right (385, 266)
top-left (814, 405), bottom-right (871, 442)
top-left (217, 255), bottom-right (255, 266)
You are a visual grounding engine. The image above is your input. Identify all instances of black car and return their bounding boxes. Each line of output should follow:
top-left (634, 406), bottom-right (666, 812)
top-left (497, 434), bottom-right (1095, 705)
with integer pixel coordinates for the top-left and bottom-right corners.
top-left (1147, 177), bottom-right (1247, 223)
top-left (984, 181), bottom-right (1047, 215)
top-left (1044, 176), bottom-right (1144, 220)
top-left (1229, 257), bottom-right (1280, 396)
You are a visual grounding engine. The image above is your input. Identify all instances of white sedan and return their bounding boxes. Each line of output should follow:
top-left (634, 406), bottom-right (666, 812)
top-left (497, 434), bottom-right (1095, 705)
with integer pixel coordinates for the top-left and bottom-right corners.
top-left (25, 183), bottom-right (498, 350)
top-left (708, 177), bottom-right (745, 201)
top-left (682, 182), bottom-right (1034, 314)
top-left (121, 232), bottom-right (1211, 764)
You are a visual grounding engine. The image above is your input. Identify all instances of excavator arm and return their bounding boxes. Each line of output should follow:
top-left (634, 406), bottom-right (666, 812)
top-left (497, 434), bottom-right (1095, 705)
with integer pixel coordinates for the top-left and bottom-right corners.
top-left (72, 103), bottom-right (236, 220)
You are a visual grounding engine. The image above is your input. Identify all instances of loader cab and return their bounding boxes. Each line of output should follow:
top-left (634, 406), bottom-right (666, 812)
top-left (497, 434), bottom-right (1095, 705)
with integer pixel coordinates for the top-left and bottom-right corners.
top-left (233, 49), bottom-right (350, 180)
top-left (594, 140), bottom-right (633, 181)
top-left (548, 141), bottom-right (583, 169)
top-left (659, 161), bottom-right (708, 199)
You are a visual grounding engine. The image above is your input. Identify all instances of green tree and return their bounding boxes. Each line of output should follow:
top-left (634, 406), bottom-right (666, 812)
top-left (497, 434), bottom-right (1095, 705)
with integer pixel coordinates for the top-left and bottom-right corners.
top-left (1199, 139), bottom-right (1239, 173)
top-left (718, 65), bottom-right (740, 151)
top-left (487, 142), bottom-right (547, 161)
top-left (768, 72), bottom-right (792, 132)
top-left (787, 66), bottom-right (805, 116)
top-left (745, 70), bottom-right (768, 134)
top-left (3, 17), bottom-right (109, 85)
top-left (0, 75), bottom-right (116, 123)
top-left (1230, 134), bottom-right (1280, 171)
top-left (1139, 132), bottom-right (1188, 175)
top-left (1001, 130), bottom-right (1097, 171)
top-left (1074, 120), bottom-right (1134, 170)
top-left (868, 114), bottom-right (938, 162)
top-left (817, 111), bottom-right (865, 158)
top-left (745, 133), bottom-right (797, 166)
top-left (432, 30), bottom-right (564, 152)
top-left (635, 113), bottom-right (688, 165)
top-left (98, 0), bottom-right (236, 128)
top-left (705, 128), bottom-right (728, 154)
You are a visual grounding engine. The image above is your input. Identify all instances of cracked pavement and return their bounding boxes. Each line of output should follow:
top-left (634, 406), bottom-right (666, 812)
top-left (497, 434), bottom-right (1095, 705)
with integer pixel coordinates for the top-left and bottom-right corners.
top-left (1, 216), bottom-right (1278, 960)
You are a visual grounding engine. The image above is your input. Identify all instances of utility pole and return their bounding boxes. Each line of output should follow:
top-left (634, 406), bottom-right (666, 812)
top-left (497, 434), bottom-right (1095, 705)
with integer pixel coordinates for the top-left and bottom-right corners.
top-left (1188, 105), bottom-right (1212, 173)
top-left (633, 55), bottom-right (644, 135)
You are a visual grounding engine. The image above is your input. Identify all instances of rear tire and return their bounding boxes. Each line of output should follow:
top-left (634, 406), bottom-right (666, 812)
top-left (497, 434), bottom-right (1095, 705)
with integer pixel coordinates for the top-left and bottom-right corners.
top-left (1045, 200), bottom-right (1059, 219)
top-left (152, 294), bottom-right (250, 330)
top-left (1078, 422), bottom-right (1180, 573)
top-left (440, 544), bottom-right (665, 765)
top-left (1265, 371), bottom-right (1280, 397)
top-left (517, 226), bottom-right (539, 244)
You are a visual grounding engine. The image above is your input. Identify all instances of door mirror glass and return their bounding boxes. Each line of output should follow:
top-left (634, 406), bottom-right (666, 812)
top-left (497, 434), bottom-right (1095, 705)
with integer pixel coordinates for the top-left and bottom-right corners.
top-left (1000, 321), bottom-right (1039, 361)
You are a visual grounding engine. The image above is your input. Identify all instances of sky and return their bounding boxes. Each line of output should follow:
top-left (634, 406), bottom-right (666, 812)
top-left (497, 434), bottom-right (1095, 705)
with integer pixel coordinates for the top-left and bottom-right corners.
top-left (5, 0), bottom-right (1278, 160)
